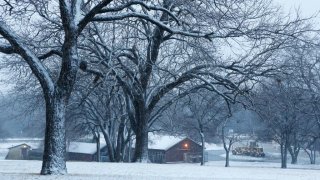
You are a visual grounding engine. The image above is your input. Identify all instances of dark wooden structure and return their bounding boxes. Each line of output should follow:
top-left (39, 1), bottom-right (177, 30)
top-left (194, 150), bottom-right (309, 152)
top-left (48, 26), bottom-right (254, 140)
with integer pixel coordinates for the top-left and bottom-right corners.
top-left (67, 142), bottom-right (108, 162)
top-left (67, 146), bottom-right (108, 161)
top-left (28, 142), bottom-right (109, 162)
top-left (147, 136), bottom-right (203, 163)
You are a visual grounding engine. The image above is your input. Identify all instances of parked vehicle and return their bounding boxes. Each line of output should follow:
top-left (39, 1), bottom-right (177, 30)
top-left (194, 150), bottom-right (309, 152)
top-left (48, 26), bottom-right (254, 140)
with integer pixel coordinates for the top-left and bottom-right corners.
top-left (232, 141), bottom-right (265, 157)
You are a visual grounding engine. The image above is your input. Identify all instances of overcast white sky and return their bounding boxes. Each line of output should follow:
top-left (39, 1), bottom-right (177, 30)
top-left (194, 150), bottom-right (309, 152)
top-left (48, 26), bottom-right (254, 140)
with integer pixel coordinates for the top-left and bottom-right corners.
top-left (275, 0), bottom-right (320, 17)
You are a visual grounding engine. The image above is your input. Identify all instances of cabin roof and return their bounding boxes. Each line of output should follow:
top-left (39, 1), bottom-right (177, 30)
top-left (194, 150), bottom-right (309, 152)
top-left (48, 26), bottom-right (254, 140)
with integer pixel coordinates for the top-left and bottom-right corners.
top-left (68, 142), bottom-right (106, 154)
top-left (148, 134), bottom-right (200, 151)
top-left (8, 143), bottom-right (31, 149)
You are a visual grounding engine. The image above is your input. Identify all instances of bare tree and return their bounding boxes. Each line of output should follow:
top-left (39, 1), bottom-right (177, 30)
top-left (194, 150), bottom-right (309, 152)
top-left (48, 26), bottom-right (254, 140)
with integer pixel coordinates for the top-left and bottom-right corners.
top-left (0, 0), bottom-right (217, 172)
top-left (287, 43), bottom-right (320, 164)
top-left (0, 0), bottom-right (166, 174)
top-left (220, 123), bottom-right (241, 167)
top-left (164, 92), bottom-right (229, 165)
top-left (67, 81), bottom-right (133, 163)
top-left (253, 78), bottom-right (311, 168)
top-left (0, 0), bottom-right (315, 173)
top-left (217, 105), bottom-right (245, 168)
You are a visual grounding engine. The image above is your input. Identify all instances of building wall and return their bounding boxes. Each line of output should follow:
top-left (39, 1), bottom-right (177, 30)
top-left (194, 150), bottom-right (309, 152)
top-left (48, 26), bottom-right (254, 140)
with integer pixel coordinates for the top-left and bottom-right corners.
top-left (68, 152), bottom-right (94, 161)
top-left (28, 149), bottom-right (43, 160)
top-left (28, 150), bottom-right (107, 162)
top-left (148, 149), bottom-right (165, 163)
top-left (165, 138), bottom-right (202, 163)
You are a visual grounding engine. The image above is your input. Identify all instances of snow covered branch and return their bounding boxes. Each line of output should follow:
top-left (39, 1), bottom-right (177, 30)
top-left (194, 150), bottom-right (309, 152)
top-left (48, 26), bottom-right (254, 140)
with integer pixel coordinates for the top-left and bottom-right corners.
top-left (98, 0), bottom-right (180, 25)
top-left (92, 13), bottom-right (214, 40)
top-left (38, 50), bottom-right (62, 60)
top-left (0, 21), bottom-right (54, 93)
top-left (77, 0), bottom-right (113, 34)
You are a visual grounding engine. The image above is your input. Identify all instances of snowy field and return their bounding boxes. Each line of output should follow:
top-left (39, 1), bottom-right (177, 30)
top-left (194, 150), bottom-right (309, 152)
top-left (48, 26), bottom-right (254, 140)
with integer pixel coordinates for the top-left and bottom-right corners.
top-left (0, 160), bottom-right (319, 180)
top-left (0, 140), bottom-right (319, 179)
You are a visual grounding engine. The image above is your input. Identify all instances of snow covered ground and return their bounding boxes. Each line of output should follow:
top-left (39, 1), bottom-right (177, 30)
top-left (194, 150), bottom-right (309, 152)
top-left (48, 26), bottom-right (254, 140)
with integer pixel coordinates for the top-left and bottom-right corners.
top-left (0, 160), bottom-right (319, 180)
top-left (0, 140), bottom-right (319, 179)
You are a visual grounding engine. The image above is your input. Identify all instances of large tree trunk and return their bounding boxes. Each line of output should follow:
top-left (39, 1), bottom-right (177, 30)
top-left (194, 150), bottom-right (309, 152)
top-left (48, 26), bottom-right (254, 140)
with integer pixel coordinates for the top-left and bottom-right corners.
top-left (39, 21), bottom-right (78, 174)
top-left (132, 101), bottom-right (149, 163)
top-left (133, 123), bottom-right (149, 162)
top-left (288, 146), bottom-right (299, 164)
top-left (40, 94), bottom-right (68, 175)
top-left (290, 154), bottom-right (298, 164)
top-left (115, 119), bottom-right (125, 162)
top-left (40, 9), bottom-right (79, 174)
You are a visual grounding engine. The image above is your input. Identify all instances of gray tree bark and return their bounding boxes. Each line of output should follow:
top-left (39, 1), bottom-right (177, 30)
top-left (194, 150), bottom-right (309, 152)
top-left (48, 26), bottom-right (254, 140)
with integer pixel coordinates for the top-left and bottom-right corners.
top-left (41, 94), bottom-right (68, 174)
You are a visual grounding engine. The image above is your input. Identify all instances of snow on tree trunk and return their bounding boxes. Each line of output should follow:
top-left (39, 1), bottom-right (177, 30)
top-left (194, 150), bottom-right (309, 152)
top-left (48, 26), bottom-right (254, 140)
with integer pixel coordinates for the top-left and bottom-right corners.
top-left (40, 95), bottom-right (67, 175)
top-left (40, 24), bottom-right (78, 174)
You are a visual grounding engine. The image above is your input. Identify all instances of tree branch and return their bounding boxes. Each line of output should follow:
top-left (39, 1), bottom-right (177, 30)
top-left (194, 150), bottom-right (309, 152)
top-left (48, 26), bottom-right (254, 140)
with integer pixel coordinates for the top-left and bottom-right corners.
top-left (98, 0), bottom-right (180, 25)
top-left (38, 50), bottom-right (62, 60)
top-left (77, 0), bottom-right (113, 34)
top-left (0, 44), bottom-right (15, 54)
top-left (93, 12), bottom-right (214, 40)
top-left (0, 21), bottom-right (54, 93)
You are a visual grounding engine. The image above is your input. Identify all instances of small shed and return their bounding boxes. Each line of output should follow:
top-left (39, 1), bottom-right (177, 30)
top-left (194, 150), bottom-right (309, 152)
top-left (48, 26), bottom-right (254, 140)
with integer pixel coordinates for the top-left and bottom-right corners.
top-left (5, 143), bottom-right (31, 160)
top-left (147, 134), bottom-right (203, 163)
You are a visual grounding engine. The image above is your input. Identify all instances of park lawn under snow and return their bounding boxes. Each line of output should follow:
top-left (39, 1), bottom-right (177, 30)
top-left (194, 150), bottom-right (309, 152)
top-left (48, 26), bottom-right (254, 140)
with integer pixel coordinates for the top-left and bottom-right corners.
top-left (0, 160), bottom-right (319, 180)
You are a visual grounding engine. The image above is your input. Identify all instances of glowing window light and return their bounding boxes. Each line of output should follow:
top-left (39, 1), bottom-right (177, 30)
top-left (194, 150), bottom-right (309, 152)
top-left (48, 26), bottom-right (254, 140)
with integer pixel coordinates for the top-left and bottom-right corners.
top-left (184, 143), bottom-right (188, 148)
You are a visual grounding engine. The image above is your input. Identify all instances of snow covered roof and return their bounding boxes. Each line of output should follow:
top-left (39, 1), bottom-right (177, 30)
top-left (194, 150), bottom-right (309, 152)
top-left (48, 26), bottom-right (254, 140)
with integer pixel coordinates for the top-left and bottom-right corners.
top-left (67, 142), bottom-right (106, 154)
top-left (148, 134), bottom-right (188, 150)
top-left (8, 143), bottom-right (31, 149)
top-left (0, 139), bottom-right (42, 150)
top-left (2, 143), bottom-right (39, 150)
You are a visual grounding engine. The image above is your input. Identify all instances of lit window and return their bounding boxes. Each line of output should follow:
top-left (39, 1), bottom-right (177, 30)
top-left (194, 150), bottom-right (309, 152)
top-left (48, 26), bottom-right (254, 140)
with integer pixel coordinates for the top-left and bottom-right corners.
top-left (184, 143), bottom-right (188, 148)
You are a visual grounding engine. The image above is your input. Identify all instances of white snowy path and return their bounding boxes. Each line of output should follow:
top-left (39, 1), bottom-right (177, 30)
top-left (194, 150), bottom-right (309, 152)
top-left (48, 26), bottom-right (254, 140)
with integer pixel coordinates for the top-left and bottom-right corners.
top-left (0, 160), bottom-right (319, 180)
